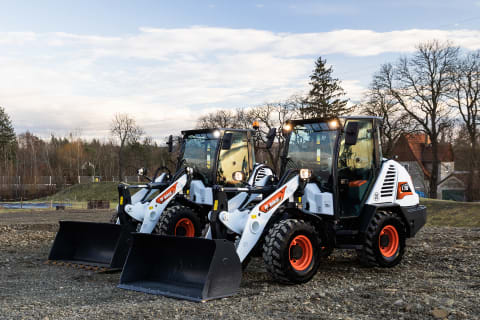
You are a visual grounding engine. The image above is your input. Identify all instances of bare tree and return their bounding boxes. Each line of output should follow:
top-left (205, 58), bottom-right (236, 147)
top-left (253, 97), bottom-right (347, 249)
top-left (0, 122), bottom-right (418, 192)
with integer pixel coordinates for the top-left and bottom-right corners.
top-left (361, 64), bottom-right (415, 157)
top-left (197, 109), bottom-right (240, 129)
top-left (195, 102), bottom-right (297, 170)
top-left (110, 113), bottom-right (144, 181)
top-left (379, 40), bottom-right (459, 198)
top-left (450, 51), bottom-right (480, 201)
top-left (247, 101), bottom-right (297, 170)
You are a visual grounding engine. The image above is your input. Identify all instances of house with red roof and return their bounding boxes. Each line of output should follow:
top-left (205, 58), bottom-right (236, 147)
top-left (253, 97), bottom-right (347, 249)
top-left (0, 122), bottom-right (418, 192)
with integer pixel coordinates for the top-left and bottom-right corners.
top-left (392, 133), bottom-right (465, 200)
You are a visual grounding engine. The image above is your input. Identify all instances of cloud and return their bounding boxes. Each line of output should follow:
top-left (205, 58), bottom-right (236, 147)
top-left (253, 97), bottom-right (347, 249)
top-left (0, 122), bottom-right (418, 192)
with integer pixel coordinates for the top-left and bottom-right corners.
top-left (1, 27), bottom-right (480, 140)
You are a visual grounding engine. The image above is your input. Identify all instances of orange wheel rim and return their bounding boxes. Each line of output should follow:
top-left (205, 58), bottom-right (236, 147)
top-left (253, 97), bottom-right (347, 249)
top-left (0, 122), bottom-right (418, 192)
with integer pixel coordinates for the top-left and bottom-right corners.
top-left (289, 235), bottom-right (313, 271)
top-left (378, 225), bottom-right (399, 258)
top-left (175, 218), bottom-right (195, 237)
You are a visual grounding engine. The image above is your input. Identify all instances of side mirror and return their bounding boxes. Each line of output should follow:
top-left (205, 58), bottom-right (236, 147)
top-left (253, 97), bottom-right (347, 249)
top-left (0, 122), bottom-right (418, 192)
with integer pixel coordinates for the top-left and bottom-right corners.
top-left (222, 132), bottom-right (233, 150)
top-left (345, 122), bottom-right (359, 145)
top-left (167, 135), bottom-right (173, 152)
top-left (266, 128), bottom-right (276, 149)
top-left (137, 167), bottom-right (147, 176)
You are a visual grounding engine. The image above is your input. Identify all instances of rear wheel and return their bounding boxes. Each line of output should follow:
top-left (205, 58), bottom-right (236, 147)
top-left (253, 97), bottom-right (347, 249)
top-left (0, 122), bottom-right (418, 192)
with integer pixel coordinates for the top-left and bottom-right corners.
top-left (154, 205), bottom-right (203, 237)
top-left (263, 219), bottom-right (322, 284)
top-left (358, 211), bottom-right (406, 267)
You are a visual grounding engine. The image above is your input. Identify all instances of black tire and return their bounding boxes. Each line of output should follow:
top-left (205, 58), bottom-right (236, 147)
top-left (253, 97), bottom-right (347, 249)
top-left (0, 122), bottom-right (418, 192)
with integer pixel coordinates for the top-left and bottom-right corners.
top-left (154, 205), bottom-right (204, 237)
top-left (262, 219), bottom-right (322, 284)
top-left (358, 211), bottom-right (406, 267)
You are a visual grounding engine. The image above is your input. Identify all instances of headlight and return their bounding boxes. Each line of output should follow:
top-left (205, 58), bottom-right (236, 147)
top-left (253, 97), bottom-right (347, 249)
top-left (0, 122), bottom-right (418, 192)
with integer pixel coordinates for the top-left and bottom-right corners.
top-left (299, 168), bottom-right (312, 180)
top-left (328, 120), bottom-right (339, 129)
top-left (213, 130), bottom-right (221, 138)
top-left (283, 123), bottom-right (292, 132)
top-left (186, 167), bottom-right (194, 175)
top-left (232, 171), bottom-right (245, 182)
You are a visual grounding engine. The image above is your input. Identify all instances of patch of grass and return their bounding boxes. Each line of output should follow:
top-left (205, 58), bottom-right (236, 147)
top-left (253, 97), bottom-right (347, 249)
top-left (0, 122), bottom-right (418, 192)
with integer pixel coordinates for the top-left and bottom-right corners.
top-left (421, 198), bottom-right (480, 227)
top-left (43, 182), bottom-right (119, 202)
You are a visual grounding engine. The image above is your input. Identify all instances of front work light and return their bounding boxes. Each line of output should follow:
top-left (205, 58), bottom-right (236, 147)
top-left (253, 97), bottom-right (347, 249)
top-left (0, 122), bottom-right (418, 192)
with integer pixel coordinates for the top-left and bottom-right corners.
top-left (283, 123), bottom-right (292, 132)
top-left (213, 130), bottom-right (221, 138)
top-left (232, 171), bottom-right (246, 182)
top-left (328, 120), bottom-right (339, 129)
top-left (299, 168), bottom-right (312, 180)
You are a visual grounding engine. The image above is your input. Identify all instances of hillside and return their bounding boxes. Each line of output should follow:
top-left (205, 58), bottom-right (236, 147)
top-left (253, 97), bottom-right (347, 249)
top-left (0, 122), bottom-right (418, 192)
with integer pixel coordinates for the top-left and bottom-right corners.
top-left (43, 182), bottom-right (119, 202)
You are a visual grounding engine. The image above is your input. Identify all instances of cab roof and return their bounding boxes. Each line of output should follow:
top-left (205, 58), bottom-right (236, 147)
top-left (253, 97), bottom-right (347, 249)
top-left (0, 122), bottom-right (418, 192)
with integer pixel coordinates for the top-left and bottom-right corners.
top-left (181, 128), bottom-right (255, 136)
top-left (286, 115), bottom-right (383, 127)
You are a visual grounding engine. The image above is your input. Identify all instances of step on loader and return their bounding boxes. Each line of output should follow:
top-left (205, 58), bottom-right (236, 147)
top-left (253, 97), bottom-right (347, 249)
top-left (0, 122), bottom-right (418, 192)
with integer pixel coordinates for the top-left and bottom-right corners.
top-left (48, 128), bottom-right (275, 270)
top-left (118, 116), bottom-right (427, 301)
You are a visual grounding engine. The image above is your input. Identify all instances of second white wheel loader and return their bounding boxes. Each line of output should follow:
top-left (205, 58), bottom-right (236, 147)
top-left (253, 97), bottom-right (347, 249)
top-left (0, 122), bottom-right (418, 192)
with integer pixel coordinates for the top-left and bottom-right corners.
top-left (118, 116), bottom-right (427, 301)
top-left (48, 128), bottom-right (275, 269)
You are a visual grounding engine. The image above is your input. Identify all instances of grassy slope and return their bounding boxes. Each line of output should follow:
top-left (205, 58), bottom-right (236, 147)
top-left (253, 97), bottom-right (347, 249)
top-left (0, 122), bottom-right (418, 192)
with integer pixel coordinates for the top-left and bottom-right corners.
top-left (421, 198), bottom-right (480, 228)
top-left (44, 182), bottom-right (119, 202)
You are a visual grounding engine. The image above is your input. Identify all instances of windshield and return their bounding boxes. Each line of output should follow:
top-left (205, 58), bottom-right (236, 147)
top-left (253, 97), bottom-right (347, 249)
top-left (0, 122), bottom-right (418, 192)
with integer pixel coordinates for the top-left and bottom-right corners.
top-left (287, 123), bottom-right (338, 189)
top-left (181, 133), bottom-right (219, 185)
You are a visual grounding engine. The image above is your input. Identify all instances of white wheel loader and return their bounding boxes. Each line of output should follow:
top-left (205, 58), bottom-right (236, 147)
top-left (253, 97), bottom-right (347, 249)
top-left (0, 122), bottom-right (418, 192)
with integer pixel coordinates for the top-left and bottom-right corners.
top-left (118, 116), bottom-right (427, 301)
top-left (48, 128), bottom-right (275, 270)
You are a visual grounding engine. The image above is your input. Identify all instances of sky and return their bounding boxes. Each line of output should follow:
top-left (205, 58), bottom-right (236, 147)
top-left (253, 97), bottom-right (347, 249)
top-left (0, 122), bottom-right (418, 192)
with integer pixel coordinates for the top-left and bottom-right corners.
top-left (1, 0), bottom-right (480, 141)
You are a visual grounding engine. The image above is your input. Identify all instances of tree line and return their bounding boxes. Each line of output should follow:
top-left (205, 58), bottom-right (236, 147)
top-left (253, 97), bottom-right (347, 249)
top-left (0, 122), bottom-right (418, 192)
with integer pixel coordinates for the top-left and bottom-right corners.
top-left (0, 109), bottom-right (171, 199)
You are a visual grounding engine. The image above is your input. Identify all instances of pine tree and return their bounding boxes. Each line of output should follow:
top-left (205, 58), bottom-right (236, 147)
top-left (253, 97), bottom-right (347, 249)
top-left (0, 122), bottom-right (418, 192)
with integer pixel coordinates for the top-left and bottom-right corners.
top-left (303, 57), bottom-right (350, 118)
top-left (0, 107), bottom-right (16, 174)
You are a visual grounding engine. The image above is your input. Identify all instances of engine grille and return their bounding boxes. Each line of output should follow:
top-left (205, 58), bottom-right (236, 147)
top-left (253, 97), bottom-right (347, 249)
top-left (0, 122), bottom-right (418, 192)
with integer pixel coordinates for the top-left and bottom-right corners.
top-left (254, 166), bottom-right (268, 185)
top-left (380, 164), bottom-right (396, 198)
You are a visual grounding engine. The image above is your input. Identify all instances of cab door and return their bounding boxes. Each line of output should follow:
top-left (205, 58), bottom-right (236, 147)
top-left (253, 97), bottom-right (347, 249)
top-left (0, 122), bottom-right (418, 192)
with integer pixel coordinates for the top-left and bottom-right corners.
top-left (337, 119), bottom-right (378, 217)
top-left (217, 131), bottom-right (251, 186)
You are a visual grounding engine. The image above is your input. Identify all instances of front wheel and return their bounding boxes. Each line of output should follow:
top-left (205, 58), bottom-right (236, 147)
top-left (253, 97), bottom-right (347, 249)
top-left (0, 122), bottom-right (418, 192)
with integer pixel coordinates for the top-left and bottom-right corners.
top-left (262, 219), bottom-right (322, 284)
top-left (154, 205), bottom-right (204, 237)
top-left (357, 211), bottom-right (406, 267)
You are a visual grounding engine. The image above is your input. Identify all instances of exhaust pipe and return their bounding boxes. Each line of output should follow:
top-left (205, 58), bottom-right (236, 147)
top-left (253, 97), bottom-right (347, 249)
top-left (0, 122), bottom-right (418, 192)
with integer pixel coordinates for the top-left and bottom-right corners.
top-left (118, 233), bottom-right (242, 302)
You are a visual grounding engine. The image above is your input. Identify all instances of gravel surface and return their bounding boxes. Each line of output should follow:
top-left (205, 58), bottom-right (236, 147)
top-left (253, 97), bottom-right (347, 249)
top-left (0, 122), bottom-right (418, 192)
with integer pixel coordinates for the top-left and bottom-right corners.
top-left (0, 210), bottom-right (479, 320)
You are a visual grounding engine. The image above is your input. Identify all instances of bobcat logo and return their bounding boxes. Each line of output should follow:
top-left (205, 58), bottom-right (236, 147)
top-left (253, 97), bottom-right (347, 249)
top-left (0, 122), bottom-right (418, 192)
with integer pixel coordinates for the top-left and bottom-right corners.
top-left (259, 186), bottom-right (287, 213)
top-left (397, 182), bottom-right (413, 199)
top-left (156, 183), bottom-right (178, 204)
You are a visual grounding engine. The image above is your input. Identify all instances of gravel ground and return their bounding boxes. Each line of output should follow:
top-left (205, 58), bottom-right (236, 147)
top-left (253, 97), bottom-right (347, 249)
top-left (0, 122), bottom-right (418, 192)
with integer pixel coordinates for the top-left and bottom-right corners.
top-left (0, 210), bottom-right (479, 320)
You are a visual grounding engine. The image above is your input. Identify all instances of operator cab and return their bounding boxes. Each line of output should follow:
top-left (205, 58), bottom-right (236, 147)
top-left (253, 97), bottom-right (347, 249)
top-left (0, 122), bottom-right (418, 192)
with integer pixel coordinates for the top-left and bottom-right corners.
top-left (178, 129), bottom-right (256, 188)
top-left (283, 116), bottom-right (382, 218)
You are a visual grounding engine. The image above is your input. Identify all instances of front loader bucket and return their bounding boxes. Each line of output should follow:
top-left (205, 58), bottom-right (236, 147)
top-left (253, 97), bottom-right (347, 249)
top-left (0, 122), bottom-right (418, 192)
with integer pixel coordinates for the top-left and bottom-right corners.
top-left (118, 233), bottom-right (242, 302)
top-left (48, 221), bottom-right (131, 269)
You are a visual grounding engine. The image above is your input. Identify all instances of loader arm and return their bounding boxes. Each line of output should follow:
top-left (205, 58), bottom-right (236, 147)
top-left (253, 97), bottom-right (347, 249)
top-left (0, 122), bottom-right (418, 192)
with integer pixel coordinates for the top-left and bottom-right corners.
top-left (118, 173), bottom-right (170, 224)
top-left (218, 175), bottom-right (300, 262)
top-left (138, 173), bottom-right (189, 233)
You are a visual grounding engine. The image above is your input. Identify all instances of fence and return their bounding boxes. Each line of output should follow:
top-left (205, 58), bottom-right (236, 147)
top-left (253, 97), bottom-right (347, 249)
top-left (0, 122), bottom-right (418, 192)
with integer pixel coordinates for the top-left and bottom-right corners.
top-left (0, 176), bottom-right (144, 185)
